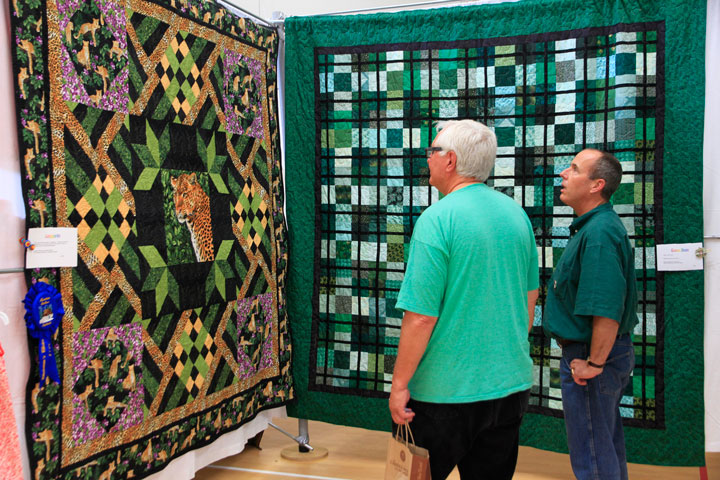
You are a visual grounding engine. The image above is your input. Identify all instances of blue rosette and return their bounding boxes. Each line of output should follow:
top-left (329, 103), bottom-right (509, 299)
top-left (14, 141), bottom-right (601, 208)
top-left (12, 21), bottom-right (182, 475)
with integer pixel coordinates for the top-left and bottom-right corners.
top-left (23, 282), bottom-right (64, 385)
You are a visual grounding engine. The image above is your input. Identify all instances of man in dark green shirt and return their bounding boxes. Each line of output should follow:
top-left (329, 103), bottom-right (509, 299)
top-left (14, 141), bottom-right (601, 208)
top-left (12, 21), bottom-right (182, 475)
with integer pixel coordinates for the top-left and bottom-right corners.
top-left (543, 149), bottom-right (639, 480)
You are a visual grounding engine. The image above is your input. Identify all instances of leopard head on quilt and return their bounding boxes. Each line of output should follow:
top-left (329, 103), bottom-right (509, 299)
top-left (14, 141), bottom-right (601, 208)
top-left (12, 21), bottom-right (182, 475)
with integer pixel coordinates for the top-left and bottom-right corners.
top-left (170, 172), bottom-right (215, 262)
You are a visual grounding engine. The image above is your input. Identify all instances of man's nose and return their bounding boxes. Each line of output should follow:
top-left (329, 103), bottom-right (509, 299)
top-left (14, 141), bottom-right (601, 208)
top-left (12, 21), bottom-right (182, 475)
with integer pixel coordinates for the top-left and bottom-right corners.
top-left (559, 168), bottom-right (569, 179)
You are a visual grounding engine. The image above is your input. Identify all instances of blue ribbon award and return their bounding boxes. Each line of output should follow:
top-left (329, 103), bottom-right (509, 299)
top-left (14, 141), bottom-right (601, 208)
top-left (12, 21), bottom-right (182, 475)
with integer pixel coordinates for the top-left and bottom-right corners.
top-left (23, 282), bottom-right (64, 385)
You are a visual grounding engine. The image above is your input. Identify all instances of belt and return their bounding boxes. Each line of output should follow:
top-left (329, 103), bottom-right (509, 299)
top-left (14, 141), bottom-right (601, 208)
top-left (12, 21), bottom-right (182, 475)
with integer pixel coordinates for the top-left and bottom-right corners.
top-left (555, 337), bottom-right (579, 348)
top-left (555, 333), bottom-right (629, 348)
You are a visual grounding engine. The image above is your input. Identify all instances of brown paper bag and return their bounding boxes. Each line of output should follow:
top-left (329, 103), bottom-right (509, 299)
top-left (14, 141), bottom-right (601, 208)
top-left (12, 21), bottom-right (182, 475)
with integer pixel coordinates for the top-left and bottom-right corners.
top-left (384, 422), bottom-right (431, 480)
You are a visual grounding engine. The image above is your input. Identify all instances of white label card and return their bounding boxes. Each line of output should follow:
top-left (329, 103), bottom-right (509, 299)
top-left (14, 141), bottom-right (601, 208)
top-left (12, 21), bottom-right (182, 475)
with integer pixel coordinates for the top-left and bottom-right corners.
top-left (25, 227), bottom-right (78, 269)
top-left (656, 242), bottom-right (704, 271)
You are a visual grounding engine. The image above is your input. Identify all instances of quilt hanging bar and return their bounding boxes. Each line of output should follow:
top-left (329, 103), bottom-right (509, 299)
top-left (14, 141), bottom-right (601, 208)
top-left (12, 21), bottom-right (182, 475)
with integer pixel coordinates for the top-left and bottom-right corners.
top-left (0, 268), bottom-right (23, 275)
top-left (217, 0), bottom-right (277, 28)
top-left (306, 0), bottom-right (513, 17)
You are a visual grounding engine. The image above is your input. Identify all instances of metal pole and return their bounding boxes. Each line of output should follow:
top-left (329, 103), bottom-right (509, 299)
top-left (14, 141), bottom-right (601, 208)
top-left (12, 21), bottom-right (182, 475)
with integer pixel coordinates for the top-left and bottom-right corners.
top-left (297, 418), bottom-right (310, 453)
top-left (216, 0), bottom-right (277, 28)
top-left (268, 422), bottom-right (314, 451)
top-left (303, 0), bottom-right (498, 17)
top-left (0, 267), bottom-right (24, 275)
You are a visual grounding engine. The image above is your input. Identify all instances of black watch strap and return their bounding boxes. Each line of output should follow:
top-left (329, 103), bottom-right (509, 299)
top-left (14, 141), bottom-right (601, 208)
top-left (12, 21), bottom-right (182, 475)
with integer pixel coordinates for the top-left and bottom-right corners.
top-left (587, 358), bottom-right (605, 368)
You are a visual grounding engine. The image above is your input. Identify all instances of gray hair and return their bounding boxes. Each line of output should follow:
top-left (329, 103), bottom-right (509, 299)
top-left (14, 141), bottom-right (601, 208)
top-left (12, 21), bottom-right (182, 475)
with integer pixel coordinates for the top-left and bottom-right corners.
top-left (434, 119), bottom-right (497, 182)
top-left (587, 149), bottom-right (622, 200)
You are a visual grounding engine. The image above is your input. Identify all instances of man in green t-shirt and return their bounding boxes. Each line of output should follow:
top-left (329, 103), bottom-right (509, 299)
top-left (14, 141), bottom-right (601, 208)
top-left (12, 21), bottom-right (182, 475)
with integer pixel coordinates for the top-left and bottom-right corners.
top-left (388, 119), bottom-right (539, 480)
top-left (543, 149), bottom-right (639, 480)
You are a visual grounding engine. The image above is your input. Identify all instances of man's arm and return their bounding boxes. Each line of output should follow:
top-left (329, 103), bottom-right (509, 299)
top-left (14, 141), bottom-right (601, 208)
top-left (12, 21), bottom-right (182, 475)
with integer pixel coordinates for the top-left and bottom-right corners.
top-left (527, 289), bottom-right (539, 332)
top-left (388, 310), bottom-right (438, 424)
top-left (570, 316), bottom-right (619, 385)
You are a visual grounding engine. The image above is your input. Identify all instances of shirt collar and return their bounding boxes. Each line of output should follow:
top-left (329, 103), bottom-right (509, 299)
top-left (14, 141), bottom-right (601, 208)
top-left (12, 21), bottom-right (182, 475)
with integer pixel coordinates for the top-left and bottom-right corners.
top-left (569, 202), bottom-right (612, 235)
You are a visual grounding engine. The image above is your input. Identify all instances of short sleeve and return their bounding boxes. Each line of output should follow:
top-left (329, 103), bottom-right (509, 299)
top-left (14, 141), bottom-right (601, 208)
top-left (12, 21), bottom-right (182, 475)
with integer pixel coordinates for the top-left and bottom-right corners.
top-left (395, 238), bottom-right (448, 317)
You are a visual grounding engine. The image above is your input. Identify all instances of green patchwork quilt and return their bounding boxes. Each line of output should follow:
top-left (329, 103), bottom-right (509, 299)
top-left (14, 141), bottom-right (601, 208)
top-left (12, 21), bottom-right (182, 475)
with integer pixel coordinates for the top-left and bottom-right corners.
top-left (284, 0), bottom-right (705, 466)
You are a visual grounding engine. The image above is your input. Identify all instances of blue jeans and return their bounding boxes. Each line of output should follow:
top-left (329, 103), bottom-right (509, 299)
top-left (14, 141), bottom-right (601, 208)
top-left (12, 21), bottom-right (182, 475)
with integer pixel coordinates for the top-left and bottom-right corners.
top-left (560, 334), bottom-right (634, 480)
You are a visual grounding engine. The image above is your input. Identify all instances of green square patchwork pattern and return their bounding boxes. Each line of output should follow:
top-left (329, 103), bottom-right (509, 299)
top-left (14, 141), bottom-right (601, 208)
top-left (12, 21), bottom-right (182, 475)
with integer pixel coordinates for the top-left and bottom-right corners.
top-left (313, 26), bottom-right (663, 425)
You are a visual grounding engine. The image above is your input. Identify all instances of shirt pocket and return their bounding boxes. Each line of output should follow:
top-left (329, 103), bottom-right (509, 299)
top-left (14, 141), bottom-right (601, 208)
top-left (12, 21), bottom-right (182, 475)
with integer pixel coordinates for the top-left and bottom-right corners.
top-left (551, 262), bottom-right (573, 301)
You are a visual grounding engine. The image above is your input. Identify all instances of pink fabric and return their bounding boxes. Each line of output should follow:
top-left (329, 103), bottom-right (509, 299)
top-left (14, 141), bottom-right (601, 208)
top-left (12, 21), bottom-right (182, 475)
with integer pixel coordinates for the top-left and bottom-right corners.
top-left (0, 347), bottom-right (23, 480)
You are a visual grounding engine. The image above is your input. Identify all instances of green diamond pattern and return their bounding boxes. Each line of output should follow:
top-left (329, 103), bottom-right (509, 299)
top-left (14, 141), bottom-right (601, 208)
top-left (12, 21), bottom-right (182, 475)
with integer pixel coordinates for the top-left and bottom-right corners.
top-left (155, 31), bottom-right (206, 122)
top-left (169, 311), bottom-right (216, 401)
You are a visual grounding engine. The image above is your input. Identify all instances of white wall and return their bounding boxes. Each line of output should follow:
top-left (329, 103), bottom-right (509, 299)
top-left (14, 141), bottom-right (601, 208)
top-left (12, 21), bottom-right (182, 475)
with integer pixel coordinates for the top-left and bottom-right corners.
top-left (0, 0), bottom-right (32, 475)
top-left (224, 0), bottom-right (514, 23)
top-left (226, 0), bottom-right (435, 21)
top-left (704, 0), bottom-right (720, 452)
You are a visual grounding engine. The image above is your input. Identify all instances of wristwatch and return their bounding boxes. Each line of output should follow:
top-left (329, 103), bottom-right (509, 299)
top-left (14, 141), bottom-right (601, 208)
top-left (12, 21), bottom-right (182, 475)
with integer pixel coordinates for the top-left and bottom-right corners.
top-left (587, 358), bottom-right (605, 368)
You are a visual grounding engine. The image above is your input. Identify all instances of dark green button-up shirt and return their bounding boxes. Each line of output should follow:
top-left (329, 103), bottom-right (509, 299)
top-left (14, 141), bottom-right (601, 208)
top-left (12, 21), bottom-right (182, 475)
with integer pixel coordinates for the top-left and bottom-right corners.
top-left (543, 203), bottom-right (639, 343)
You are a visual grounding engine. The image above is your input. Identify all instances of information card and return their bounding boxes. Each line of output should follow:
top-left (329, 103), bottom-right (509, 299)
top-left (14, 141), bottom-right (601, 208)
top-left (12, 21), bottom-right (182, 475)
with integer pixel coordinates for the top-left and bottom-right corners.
top-left (25, 227), bottom-right (78, 269)
top-left (656, 242), bottom-right (704, 271)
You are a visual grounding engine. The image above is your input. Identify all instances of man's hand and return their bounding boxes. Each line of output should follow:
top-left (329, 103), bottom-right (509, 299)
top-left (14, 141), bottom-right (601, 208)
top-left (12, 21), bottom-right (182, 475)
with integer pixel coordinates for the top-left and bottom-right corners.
top-left (389, 385), bottom-right (415, 424)
top-left (569, 316), bottom-right (617, 385)
top-left (569, 358), bottom-right (603, 386)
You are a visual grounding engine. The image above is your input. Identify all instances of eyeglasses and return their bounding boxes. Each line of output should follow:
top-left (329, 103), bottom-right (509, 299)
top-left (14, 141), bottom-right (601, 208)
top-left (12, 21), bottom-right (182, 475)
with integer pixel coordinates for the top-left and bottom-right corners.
top-left (425, 147), bottom-right (444, 158)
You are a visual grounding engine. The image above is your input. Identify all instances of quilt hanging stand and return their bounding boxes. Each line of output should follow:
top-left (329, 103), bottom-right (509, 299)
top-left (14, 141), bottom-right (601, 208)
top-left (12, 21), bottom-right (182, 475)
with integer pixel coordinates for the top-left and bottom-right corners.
top-left (2, 237), bottom-right (32, 274)
top-left (216, 0), bottom-right (277, 28)
top-left (296, 0), bottom-right (508, 17)
top-left (0, 267), bottom-right (24, 275)
top-left (218, 0), bottom-right (502, 24)
top-left (269, 419), bottom-right (329, 460)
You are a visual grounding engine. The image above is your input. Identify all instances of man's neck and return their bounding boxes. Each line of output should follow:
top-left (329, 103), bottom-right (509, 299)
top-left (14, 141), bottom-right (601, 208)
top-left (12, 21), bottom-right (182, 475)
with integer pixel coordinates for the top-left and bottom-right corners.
top-left (444, 176), bottom-right (481, 195)
top-left (573, 198), bottom-right (607, 217)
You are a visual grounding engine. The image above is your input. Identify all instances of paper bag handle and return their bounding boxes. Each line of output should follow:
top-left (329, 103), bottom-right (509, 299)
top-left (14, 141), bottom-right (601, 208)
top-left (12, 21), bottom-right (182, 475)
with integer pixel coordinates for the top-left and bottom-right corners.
top-left (397, 421), bottom-right (416, 448)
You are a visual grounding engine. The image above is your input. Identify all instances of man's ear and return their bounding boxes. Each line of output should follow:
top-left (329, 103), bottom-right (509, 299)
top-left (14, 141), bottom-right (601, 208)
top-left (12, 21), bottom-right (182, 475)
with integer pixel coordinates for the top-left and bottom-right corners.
top-left (445, 150), bottom-right (457, 172)
top-left (590, 177), bottom-right (606, 195)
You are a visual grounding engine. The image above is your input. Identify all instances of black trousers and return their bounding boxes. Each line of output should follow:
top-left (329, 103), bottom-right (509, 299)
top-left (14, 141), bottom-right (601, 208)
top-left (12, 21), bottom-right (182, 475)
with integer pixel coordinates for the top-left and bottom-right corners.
top-left (393, 389), bottom-right (530, 480)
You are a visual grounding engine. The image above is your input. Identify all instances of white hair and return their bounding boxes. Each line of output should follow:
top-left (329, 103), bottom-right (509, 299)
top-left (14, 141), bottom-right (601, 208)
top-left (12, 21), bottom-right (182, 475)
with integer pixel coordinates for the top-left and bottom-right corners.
top-left (434, 119), bottom-right (497, 182)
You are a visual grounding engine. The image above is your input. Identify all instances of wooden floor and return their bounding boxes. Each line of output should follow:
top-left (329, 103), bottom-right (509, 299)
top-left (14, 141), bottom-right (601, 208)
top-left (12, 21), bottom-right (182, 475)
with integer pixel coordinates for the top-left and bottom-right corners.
top-left (195, 417), bottom-right (720, 479)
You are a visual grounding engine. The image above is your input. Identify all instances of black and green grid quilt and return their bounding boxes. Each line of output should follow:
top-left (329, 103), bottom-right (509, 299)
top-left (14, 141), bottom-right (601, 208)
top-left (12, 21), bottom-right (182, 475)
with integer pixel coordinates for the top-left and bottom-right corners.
top-left (284, 0), bottom-right (705, 466)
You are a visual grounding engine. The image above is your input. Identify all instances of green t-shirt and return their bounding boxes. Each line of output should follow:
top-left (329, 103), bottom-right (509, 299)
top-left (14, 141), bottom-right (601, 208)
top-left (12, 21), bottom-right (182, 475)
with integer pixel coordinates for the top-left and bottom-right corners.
top-left (396, 183), bottom-right (539, 403)
top-left (543, 203), bottom-right (639, 343)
